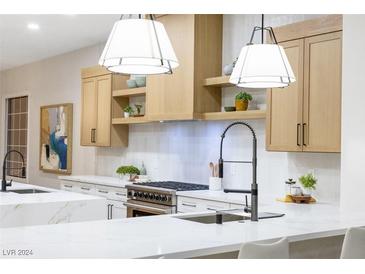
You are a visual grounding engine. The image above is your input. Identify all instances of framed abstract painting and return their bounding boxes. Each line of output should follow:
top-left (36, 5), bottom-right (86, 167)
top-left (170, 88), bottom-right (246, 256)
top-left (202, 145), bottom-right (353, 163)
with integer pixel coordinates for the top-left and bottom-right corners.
top-left (39, 103), bottom-right (73, 174)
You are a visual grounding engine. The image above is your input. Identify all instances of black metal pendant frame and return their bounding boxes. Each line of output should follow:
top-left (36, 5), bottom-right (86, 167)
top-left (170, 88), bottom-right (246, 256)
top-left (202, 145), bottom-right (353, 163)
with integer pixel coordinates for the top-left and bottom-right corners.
top-left (236, 14), bottom-right (292, 87)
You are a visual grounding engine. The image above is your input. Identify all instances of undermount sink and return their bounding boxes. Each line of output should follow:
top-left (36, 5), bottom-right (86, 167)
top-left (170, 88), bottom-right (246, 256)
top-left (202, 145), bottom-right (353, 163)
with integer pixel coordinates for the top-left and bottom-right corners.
top-left (175, 213), bottom-right (250, 224)
top-left (175, 211), bottom-right (285, 224)
top-left (8, 189), bottom-right (50, 194)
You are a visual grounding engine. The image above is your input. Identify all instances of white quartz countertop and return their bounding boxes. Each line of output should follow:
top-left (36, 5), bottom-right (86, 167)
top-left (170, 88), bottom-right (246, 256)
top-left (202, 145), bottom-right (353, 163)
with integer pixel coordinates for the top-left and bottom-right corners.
top-left (0, 182), bottom-right (104, 206)
top-left (58, 175), bottom-right (129, 188)
top-left (1, 201), bottom-right (363, 259)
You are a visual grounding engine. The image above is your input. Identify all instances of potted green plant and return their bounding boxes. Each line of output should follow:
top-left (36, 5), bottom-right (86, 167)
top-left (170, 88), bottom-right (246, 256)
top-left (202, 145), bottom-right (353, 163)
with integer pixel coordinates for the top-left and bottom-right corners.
top-left (134, 104), bottom-right (143, 116)
top-left (116, 165), bottom-right (140, 181)
top-left (298, 173), bottom-right (317, 196)
top-left (123, 105), bottom-right (134, 118)
top-left (235, 91), bottom-right (252, 111)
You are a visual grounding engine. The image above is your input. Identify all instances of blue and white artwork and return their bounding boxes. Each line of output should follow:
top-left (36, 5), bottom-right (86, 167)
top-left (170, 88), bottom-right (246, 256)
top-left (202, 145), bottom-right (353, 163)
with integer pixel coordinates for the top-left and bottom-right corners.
top-left (40, 104), bottom-right (72, 174)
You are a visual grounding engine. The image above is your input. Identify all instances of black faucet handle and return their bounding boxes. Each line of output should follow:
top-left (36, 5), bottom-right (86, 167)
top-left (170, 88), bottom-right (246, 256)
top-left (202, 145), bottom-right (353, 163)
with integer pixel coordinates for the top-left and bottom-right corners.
top-left (6, 179), bottom-right (12, 187)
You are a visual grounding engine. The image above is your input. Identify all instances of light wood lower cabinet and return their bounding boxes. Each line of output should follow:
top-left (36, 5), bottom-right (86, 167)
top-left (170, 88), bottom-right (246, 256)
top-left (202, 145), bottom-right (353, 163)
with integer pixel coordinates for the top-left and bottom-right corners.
top-left (80, 66), bottom-right (128, 147)
top-left (266, 31), bottom-right (342, 153)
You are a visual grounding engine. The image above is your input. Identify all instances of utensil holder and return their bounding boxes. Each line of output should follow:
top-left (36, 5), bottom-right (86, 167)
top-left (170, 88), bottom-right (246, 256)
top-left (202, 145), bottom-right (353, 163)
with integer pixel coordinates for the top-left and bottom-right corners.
top-left (209, 177), bottom-right (222, 191)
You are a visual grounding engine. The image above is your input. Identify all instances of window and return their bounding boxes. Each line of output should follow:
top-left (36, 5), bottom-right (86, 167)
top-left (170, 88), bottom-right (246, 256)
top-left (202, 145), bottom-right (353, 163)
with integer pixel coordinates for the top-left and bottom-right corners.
top-left (5, 96), bottom-right (28, 178)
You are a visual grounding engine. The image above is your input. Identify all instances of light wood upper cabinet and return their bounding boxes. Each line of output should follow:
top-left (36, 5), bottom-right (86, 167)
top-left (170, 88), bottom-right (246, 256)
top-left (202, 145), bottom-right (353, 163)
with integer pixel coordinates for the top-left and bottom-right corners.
top-left (81, 66), bottom-right (128, 147)
top-left (81, 77), bottom-right (98, 146)
top-left (266, 29), bottom-right (342, 153)
top-left (303, 32), bottom-right (342, 152)
top-left (266, 39), bottom-right (304, 152)
top-left (146, 15), bottom-right (222, 121)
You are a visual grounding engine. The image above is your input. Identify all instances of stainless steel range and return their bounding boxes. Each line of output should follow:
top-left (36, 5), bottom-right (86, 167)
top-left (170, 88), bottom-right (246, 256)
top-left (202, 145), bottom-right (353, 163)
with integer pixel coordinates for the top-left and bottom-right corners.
top-left (124, 181), bottom-right (208, 218)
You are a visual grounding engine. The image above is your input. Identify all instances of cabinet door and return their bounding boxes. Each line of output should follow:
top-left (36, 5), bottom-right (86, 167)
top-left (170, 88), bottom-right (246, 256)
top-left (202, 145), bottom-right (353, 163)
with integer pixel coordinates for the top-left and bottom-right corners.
top-left (266, 39), bottom-right (304, 151)
top-left (303, 32), bottom-right (342, 152)
top-left (146, 15), bottom-right (195, 121)
top-left (81, 78), bottom-right (98, 146)
top-left (95, 75), bottom-right (112, 146)
top-left (108, 200), bottom-right (127, 219)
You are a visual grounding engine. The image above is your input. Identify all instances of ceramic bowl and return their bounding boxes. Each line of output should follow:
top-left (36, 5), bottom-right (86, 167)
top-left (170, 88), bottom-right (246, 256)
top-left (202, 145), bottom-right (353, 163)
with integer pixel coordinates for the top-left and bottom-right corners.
top-left (126, 79), bottom-right (137, 88)
top-left (135, 76), bottom-right (146, 87)
top-left (224, 106), bottom-right (236, 112)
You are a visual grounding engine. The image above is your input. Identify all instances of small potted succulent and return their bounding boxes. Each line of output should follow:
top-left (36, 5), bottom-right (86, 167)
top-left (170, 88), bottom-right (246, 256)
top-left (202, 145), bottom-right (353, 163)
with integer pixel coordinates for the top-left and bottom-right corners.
top-left (123, 105), bottom-right (134, 118)
top-left (235, 91), bottom-right (252, 111)
top-left (299, 173), bottom-right (317, 196)
top-left (116, 165), bottom-right (140, 181)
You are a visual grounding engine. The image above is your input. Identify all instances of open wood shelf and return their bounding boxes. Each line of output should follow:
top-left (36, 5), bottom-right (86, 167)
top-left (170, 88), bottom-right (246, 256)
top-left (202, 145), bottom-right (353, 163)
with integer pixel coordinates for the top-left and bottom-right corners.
top-left (112, 87), bottom-right (146, 98)
top-left (203, 76), bottom-right (233, 87)
top-left (112, 116), bottom-right (149, 124)
top-left (200, 110), bottom-right (266, 121)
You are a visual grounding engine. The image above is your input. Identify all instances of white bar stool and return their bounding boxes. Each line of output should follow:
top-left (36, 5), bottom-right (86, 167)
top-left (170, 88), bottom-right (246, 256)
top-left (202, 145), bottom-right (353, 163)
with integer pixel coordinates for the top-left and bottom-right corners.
top-left (341, 227), bottom-right (365, 259)
top-left (238, 237), bottom-right (289, 259)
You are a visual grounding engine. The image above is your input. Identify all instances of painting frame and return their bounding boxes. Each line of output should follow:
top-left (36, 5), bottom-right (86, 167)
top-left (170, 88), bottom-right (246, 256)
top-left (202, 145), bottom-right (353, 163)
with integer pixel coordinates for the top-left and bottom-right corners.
top-left (39, 103), bottom-right (73, 174)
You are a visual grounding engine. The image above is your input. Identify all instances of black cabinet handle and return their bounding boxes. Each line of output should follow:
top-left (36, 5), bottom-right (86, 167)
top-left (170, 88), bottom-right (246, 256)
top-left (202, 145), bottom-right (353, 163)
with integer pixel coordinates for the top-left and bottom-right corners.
top-left (302, 123), bottom-right (307, 146)
top-left (110, 204), bottom-right (113, 219)
top-left (107, 204), bottom-right (110, 219)
top-left (91, 128), bottom-right (96, 143)
top-left (297, 123), bottom-right (301, 146)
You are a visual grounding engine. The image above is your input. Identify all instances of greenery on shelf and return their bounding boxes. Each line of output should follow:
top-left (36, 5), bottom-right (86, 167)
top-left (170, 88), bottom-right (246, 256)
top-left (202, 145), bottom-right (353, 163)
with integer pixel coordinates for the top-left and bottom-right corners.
top-left (123, 105), bottom-right (134, 114)
top-left (299, 173), bottom-right (317, 190)
top-left (235, 91), bottom-right (253, 101)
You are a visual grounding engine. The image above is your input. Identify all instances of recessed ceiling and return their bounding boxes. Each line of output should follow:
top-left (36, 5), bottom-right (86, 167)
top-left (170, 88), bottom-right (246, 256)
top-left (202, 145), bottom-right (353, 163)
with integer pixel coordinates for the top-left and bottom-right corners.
top-left (0, 14), bottom-right (120, 71)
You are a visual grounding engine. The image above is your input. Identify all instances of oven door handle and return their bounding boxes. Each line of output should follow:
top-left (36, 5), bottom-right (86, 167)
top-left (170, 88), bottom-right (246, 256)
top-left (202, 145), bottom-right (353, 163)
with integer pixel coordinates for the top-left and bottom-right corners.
top-left (123, 202), bottom-right (170, 214)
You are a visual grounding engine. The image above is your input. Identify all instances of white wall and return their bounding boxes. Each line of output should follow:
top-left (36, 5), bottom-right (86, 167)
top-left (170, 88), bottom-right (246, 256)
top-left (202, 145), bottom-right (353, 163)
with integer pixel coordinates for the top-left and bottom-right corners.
top-left (340, 15), bottom-right (365, 211)
top-left (0, 44), bottom-right (104, 187)
top-left (0, 15), bottom-right (341, 203)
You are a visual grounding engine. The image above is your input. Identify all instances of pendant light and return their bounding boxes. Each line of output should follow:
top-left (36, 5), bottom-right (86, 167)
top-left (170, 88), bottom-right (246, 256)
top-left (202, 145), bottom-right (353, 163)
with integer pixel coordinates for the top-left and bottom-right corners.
top-left (229, 15), bottom-right (296, 88)
top-left (99, 14), bottom-right (179, 75)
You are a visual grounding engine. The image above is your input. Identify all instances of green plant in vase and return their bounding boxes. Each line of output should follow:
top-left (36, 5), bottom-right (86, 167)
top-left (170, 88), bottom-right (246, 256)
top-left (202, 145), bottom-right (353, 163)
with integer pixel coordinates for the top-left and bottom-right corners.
top-left (299, 173), bottom-right (317, 196)
top-left (116, 165), bottom-right (140, 181)
top-left (123, 105), bottom-right (134, 118)
top-left (235, 91), bottom-right (253, 111)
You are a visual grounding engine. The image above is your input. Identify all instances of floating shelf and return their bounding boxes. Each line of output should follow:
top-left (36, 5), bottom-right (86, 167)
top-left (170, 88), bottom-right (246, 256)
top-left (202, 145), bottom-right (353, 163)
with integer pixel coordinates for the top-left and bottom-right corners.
top-left (203, 76), bottom-right (233, 87)
top-left (112, 116), bottom-right (149, 124)
top-left (112, 87), bottom-right (146, 98)
top-left (200, 110), bottom-right (266, 121)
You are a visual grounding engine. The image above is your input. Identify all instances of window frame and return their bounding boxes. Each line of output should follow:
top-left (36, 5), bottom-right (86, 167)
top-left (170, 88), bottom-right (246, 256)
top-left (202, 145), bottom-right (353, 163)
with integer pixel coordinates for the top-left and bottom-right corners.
top-left (2, 93), bottom-right (30, 183)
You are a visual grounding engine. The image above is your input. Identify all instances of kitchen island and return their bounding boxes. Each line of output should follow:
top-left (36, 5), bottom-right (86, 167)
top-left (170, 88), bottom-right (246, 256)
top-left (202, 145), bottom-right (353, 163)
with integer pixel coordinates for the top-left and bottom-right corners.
top-left (1, 200), bottom-right (363, 258)
top-left (0, 182), bottom-right (107, 228)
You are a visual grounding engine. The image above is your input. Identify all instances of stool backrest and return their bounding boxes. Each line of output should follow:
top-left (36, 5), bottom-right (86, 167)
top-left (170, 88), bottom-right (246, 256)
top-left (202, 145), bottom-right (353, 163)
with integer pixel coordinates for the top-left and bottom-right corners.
top-left (238, 237), bottom-right (289, 259)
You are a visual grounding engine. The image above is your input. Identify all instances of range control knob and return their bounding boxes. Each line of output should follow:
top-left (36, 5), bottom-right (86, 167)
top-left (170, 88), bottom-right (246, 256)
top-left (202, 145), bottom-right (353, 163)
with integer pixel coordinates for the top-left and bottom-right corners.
top-left (155, 195), bottom-right (161, 201)
top-left (133, 192), bottom-right (138, 197)
top-left (149, 193), bottom-right (155, 200)
top-left (128, 191), bottom-right (132, 197)
top-left (143, 193), bottom-right (149, 199)
top-left (161, 195), bottom-right (167, 202)
top-left (138, 192), bottom-right (143, 198)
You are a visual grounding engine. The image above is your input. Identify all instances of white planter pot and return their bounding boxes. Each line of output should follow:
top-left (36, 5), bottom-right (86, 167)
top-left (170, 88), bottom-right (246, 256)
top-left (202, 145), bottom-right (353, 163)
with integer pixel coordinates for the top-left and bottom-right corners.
top-left (124, 112), bottom-right (130, 118)
top-left (302, 187), bottom-right (312, 196)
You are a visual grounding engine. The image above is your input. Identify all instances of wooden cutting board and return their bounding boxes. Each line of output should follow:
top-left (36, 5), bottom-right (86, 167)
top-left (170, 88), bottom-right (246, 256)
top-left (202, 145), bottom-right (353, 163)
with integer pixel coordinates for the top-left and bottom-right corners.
top-left (276, 195), bottom-right (316, 204)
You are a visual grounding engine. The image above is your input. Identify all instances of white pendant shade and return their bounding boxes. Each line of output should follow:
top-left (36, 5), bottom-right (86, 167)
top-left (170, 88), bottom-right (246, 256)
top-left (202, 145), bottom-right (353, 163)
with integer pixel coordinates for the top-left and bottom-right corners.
top-left (229, 44), bottom-right (296, 88)
top-left (99, 18), bottom-right (179, 75)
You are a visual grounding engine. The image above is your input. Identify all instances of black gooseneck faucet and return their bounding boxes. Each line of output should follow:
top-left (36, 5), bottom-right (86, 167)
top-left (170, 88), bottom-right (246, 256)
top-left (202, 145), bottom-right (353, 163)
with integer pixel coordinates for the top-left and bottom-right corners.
top-left (219, 122), bottom-right (258, 222)
top-left (1, 150), bottom-right (26, 192)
